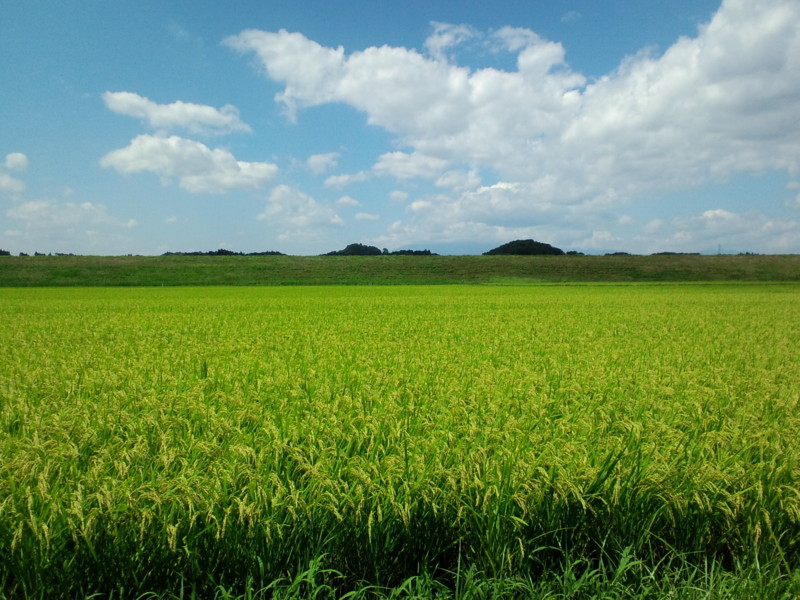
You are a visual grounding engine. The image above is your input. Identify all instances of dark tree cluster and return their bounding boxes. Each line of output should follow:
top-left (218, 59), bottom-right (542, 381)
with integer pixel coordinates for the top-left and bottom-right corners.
top-left (4, 251), bottom-right (75, 257)
top-left (324, 243), bottom-right (383, 256)
top-left (389, 249), bottom-right (436, 255)
top-left (324, 243), bottom-right (436, 256)
top-left (483, 239), bottom-right (565, 256)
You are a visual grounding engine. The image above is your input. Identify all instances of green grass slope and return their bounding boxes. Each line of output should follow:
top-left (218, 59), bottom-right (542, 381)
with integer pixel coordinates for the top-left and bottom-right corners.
top-left (1, 253), bottom-right (800, 286)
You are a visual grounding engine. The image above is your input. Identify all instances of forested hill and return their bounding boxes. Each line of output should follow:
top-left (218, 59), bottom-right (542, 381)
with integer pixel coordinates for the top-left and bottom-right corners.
top-left (1, 254), bottom-right (799, 286)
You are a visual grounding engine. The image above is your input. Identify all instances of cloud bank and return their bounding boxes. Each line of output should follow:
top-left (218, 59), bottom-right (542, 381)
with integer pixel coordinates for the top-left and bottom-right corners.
top-left (226, 0), bottom-right (800, 252)
top-left (3, 156), bottom-right (139, 254)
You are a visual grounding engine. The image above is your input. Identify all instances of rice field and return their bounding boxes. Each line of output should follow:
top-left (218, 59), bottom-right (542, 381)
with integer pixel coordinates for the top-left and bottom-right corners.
top-left (1, 284), bottom-right (799, 599)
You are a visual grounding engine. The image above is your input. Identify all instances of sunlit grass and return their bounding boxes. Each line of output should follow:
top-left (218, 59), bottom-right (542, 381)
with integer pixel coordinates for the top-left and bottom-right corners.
top-left (1, 284), bottom-right (798, 598)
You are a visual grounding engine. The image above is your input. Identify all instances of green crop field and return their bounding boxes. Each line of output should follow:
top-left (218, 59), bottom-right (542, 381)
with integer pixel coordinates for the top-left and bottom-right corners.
top-left (1, 284), bottom-right (799, 599)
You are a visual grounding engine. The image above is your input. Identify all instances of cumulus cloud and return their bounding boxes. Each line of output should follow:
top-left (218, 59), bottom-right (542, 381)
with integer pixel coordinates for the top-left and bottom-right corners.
top-left (231, 3), bottom-right (799, 182)
top-left (225, 28), bottom-right (475, 133)
top-left (8, 200), bottom-right (137, 229)
top-left (372, 151), bottom-right (450, 180)
top-left (336, 195), bottom-right (360, 206)
top-left (321, 151), bottom-right (452, 191)
top-left (0, 172), bottom-right (26, 195)
top-left (630, 208), bottom-right (800, 254)
top-left (307, 152), bottom-right (340, 174)
top-left (355, 212), bottom-right (379, 221)
top-left (435, 169), bottom-right (481, 192)
top-left (103, 91), bottom-right (251, 135)
top-left (0, 150), bottom-right (142, 252)
top-left (324, 171), bottom-right (368, 189)
top-left (424, 22), bottom-right (479, 62)
top-left (228, 0), bottom-right (800, 252)
top-left (99, 134), bottom-right (278, 193)
top-left (5, 199), bottom-right (138, 254)
top-left (490, 26), bottom-right (545, 53)
top-left (258, 184), bottom-right (343, 230)
top-left (1, 153), bottom-right (29, 196)
top-left (4, 152), bottom-right (29, 171)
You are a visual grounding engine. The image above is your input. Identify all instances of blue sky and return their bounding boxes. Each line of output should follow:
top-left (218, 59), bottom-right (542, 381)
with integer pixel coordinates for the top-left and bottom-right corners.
top-left (2, 0), bottom-right (799, 255)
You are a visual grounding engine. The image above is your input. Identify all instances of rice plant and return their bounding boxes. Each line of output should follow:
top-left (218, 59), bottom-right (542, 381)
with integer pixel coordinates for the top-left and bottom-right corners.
top-left (0, 284), bottom-right (798, 598)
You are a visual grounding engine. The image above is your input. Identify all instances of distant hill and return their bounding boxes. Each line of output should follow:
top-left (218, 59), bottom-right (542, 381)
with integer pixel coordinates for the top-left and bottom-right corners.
top-left (484, 239), bottom-right (565, 256)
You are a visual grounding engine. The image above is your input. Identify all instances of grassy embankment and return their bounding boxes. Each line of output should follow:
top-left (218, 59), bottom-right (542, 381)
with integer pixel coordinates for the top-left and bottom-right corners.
top-left (1, 253), bottom-right (800, 286)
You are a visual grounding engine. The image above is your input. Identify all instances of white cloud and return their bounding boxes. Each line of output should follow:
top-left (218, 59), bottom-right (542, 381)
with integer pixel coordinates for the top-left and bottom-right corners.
top-left (435, 169), bottom-right (481, 192)
top-left (1, 151), bottom-right (141, 252)
top-left (0, 172), bottom-right (26, 195)
top-left (324, 171), bottom-right (368, 189)
top-left (4, 199), bottom-right (138, 254)
top-left (230, 1), bottom-right (800, 187)
top-left (225, 28), bottom-right (475, 136)
top-left (229, 0), bottom-right (800, 253)
top-left (643, 219), bottom-right (664, 234)
top-left (641, 208), bottom-right (800, 253)
top-left (575, 230), bottom-right (621, 251)
top-left (372, 151), bottom-right (450, 180)
top-left (225, 29), bottom-right (347, 122)
top-left (424, 22), bottom-right (479, 62)
top-left (389, 190), bottom-right (409, 202)
top-left (258, 184), bottom-right (343, 230)
top-left (336, 195), bottom-right (360, 207)
top-left (4, 152), bottom-right (29, 171)
top-left (307, 152), bottom-right (340, 174)
top-left (102, 91), bottom-right (251, 136)
top-left (372, 217), bottom-right (566, 253)
top-left (99, 134), bottom-right (278, 193)
top-left (7, 200), bottom-right (137, 229)
top-left (323, 152), bottom-right (451, 190)
top-left (490, 26), bottom-right (544, 53)
top-left (355, 212), bottom-right (379, 221)
top-left (1, 153), bottom-right (29, 196)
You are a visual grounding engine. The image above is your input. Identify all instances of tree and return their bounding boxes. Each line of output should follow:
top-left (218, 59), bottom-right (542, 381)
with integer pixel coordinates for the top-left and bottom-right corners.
top-left (324, 243), bottom-right (383, 256)
top-left (483, 239), bottom-right (564, 256)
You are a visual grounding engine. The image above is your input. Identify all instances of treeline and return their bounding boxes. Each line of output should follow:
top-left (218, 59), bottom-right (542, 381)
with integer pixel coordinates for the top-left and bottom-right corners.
top-left (324, 243), bottom-right (436, 256)
top-left (0, 240), bottom-right (559, 258)
top-left (0, 240), bottom-right (767, 258)
top-left (0, 250), bottom-right (75, 257)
